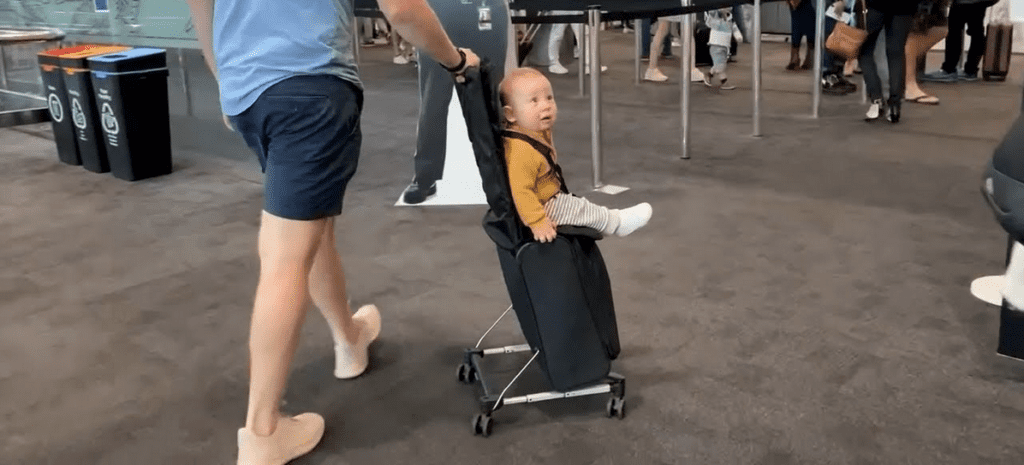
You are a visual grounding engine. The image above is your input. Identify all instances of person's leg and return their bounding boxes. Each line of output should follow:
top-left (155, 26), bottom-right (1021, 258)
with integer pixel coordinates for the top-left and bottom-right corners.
top-left (661, 20), bottom-right (674, 57)
top-left (246, 212), bottom-right (328, 436)
top-left (859, 9), bottom-right (886, 102)
top-left (885, 14), bottom-right (912, 104)
top-left (905, 27), bottom-right (946, 100)
top-left (571, 22), bottom-right (583, 58)
top-left (309, 219), bottom-right (354, 344)
top-left (788, 5), bottom-right (803, 69)
top-left (822, 17), bottom-right (837, 76)
top-left (543, 193), bottom-right (652, 237)
top-left (406, 51), bottom-right (452, 203)
top-left (309, 219), bottom-right (382, 379)
top-left (547, 22), bottom-right (569, 72)
top-left (645, 20), bottom-right (671, 80)
top-left (641, 18), bottom-right (652, 57)
top-left (963, 3), bottom-right (990, 77)
top-left (941, 3), bottom-right (967, 74)
top-left (799, 1), bottom-right (817, 69)
top-left (732, 3), bottom-right (749, 43)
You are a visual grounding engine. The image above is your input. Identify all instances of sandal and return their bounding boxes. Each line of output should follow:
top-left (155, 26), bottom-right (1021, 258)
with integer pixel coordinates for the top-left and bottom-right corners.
top-left (906, 94), bottom-right (939, 105)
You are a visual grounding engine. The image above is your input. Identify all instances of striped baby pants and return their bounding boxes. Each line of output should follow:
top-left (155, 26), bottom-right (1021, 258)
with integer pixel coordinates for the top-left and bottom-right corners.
top-left (543, 193), bottom-right (618, 234)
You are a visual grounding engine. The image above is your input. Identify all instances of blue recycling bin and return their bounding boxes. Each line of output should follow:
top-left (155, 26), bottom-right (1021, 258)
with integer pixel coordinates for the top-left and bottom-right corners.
top-left (87, 48), bottom-right (172, 181)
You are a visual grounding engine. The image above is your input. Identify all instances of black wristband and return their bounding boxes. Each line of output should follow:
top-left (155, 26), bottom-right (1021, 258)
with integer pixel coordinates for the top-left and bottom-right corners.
top-left (441, 49), bottom-right (467, 73)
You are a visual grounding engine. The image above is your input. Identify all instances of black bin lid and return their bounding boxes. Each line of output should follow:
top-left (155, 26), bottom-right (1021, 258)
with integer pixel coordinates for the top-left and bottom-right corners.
top-left (88, 48), bottom-right (167, 74)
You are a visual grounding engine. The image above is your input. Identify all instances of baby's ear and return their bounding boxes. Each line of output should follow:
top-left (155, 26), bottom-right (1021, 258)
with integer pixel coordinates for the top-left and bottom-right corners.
top-left (503, 106), bottom-right (516, 124)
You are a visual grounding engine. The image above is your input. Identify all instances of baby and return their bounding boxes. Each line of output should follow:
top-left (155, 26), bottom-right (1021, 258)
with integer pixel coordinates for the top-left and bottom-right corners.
top-left (704, 7), bottom-right (737, 88)
top-left (499, 67), bottom-right (653, 243)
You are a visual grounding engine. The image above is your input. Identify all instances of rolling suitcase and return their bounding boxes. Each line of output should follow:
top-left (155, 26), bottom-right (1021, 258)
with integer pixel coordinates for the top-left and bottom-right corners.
top-left (982, 24), bottom-right (1013, 82)
top-left (498, 230), bottom-right (620, 393)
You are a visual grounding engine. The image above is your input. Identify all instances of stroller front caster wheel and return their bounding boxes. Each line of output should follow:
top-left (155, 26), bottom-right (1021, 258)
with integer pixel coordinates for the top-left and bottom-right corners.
top-left (457, 363), bottom-right (477, 384)
top-left (606, 397), bottom-right (625, 419)
top-left (472, 413), bottom-right (493, 437)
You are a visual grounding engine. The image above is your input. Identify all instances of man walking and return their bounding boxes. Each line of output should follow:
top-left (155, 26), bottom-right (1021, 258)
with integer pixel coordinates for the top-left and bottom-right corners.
top-left (184, 0), bottom-right (480, 463)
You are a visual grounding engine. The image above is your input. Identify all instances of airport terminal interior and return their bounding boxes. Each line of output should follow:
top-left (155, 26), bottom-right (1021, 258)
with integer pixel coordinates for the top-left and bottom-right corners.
top-left (4, 1), bottom-right (1024, 463)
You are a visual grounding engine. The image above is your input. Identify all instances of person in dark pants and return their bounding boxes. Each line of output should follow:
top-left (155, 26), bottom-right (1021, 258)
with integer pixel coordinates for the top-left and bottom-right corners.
top-left (732, 3), bottom-right (749, 43)
top-left (859, 0), bottom-right (918, 123)
top-left (821, 0), bottom-right (860, 95)
top-left (922, 0), bottom-right (998, 82)
top-left (787, 0), bottom-right (816, 70)
top-left (403, 0), bottom-right (509, 204)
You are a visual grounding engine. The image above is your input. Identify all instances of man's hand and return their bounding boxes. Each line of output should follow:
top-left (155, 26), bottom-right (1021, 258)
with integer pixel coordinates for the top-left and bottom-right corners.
top-left (832, 1), bottom-right (845, 16)
top-left (462, 48), bottom-right (481, 69)
top-left (449, 47), bottom-right (480, 83)
top-left (531, 219), bottom-right (558, 243)
top-left (223, 113), bottom-right (234, 132)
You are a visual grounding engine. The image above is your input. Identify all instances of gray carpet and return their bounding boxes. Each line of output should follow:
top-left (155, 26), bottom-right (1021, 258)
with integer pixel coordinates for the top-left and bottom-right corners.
top-left (2, 33), bottom-right (1023, 464)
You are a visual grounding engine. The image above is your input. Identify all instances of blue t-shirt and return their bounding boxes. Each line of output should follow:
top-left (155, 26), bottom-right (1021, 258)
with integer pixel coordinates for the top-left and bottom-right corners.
top-left (213, 0), bottom-right (362, 116)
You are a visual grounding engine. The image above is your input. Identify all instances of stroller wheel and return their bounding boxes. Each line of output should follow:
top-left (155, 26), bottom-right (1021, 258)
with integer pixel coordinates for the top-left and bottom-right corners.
top-left (472, 413), bottom-right (493, 437)
top-left (606, 397), bottom-right (626, 419)
top-left (456, 363), bottom-right (478, 384)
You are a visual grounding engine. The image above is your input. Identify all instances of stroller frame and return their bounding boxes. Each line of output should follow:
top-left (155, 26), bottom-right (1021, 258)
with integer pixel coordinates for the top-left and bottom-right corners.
top-left (457, 303), bottom-right (626, 437)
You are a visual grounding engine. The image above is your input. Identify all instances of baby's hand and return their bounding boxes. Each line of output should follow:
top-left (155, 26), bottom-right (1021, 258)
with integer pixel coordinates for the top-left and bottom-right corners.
top-left (531, 219), bottom-right (558, 243)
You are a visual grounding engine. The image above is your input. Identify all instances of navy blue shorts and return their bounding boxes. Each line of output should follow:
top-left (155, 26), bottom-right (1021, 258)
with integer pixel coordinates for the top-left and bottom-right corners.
top-left (231, 75), bottom-right (363, 221)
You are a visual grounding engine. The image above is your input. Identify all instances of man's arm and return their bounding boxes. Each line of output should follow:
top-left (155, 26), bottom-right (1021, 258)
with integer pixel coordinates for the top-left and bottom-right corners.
top-left (184, 0), bottom-right (217, 79)
top-left (376, 0), bottom-right (479, 71)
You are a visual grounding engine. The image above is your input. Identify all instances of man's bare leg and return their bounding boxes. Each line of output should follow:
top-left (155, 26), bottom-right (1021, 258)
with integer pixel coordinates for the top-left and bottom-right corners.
top-left (308, 217), bottom-right (382, 379)
top-left (308, 218), bottom-right (359, 345)
top-left (246, 211), bottom-right (327, 436)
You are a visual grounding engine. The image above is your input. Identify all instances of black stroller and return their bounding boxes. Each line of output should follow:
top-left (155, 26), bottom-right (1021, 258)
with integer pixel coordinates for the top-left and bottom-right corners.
top-left (452, 63), bottom-right (626, 437)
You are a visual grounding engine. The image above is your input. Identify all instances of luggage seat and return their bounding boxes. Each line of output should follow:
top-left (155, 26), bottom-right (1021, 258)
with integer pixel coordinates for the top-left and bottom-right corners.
top-left (451, 63), bottom-right (627, 437)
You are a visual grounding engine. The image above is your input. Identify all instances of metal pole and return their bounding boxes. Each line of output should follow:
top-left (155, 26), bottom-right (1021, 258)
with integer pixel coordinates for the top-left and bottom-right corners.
top-left (579, 15), bottom-right (587, 97)
top-left (589, 6), bottom-right (603, 188)
top-left (812, 0), bottom-right (825, 118)
top-left (0, 45), bottom-right (9, 90)
top-left (177, 49), bottom-right (193, 118)
top-left (634, 18), bottom-right (642, 85)
top-left (753, 0), bottom-right (762, 137)
top-left (681, 1), bottom-right (693, 160)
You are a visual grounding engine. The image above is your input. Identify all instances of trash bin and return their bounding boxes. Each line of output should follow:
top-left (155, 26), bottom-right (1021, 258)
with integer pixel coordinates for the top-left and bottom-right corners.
top-left (57, 45), bottom-right (130, 173)
top-left (37, 45), bottom-right (97, 166)
top-left (88, 48), bottom-right (172, 182)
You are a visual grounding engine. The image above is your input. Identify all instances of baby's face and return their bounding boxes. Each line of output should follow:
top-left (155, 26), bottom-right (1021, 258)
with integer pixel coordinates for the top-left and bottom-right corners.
top-left (505, 75), bottom-right (558, 132)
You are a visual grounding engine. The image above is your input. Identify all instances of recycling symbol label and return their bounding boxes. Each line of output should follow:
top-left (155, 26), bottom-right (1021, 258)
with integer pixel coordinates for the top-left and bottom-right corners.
top-left (47, 94), bottom-right (64, 123)
top-left (101, 103), bottom-right (119, 136)
top-left (71, 98), bottom-right (87, 129)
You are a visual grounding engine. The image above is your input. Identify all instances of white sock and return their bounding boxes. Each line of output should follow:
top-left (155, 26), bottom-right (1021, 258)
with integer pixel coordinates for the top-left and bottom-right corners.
top-left (614, 203), bottom-right (653, 237)
top-left (602, 210), bottom-right (621, 236)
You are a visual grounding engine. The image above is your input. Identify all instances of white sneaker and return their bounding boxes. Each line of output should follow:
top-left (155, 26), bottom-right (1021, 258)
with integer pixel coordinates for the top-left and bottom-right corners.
top-left (614, 203), bottom-right (653, 237)
top-left (334, 304), bottom-right (382, 379)
top-left (237, 413), bottom-right (325, 465)
top-left (548, 63), bottom-right (569, 75)
top-left (393, 56), bottom-right (408, 65)
top-left (644, 68), bottom-right (668, 82)
top-left (691, 68), bottom-right (705, 82)
top-left (585, 65), bottom-right (609, 74)
top-left (865, 99), bottom-right (884, 121)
